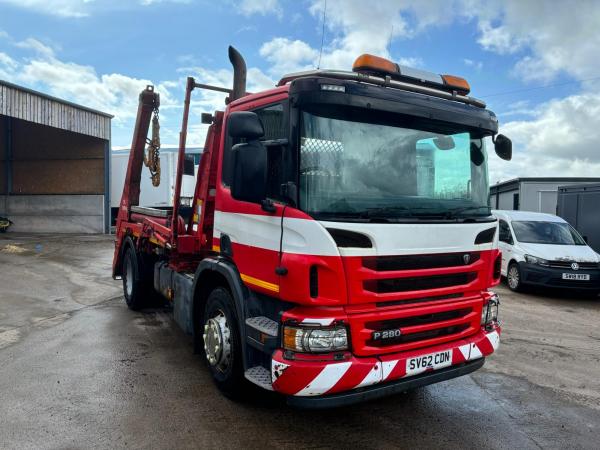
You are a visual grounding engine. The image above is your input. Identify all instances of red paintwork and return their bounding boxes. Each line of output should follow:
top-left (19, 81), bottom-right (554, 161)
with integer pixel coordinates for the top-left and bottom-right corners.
top-left (113, 75), bottom-right (502, 401)
top-left (343, 249), bottom-right (500, 305)
top-left (272, 326), bottom-right (501, 396)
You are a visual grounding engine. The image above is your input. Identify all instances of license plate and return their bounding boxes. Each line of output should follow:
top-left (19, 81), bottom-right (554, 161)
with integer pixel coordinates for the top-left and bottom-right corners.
top-left (406, 349), bottom-right (452, 376)
top-left (562, 273), bottom-right (590, 280)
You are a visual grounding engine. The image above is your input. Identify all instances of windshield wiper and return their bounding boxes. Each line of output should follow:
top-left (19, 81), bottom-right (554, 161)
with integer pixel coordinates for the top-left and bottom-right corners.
top-left (444, 206), bottom-right (491, 219)
top-left (363, 206), bottom-right (414, 218)
top-left (363, 206), bottom-right (453, 221)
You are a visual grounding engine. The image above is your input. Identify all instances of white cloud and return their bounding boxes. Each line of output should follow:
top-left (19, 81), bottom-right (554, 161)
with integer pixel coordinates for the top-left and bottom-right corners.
top-left (463, 58), bottom-right (483, 71)
top-left (260, 38), bottom-right (318, 75)
top-left (255, 1), bottom-right (430, 75)
top-left (15, 38), bottom-right (56, 58)
top-left (238, 0), bottom-right (282, 17)
top-left (470, 0), bottom-right (600, 83)
top-left (0, 52), bottom-right (18, 69)
top-left (294, 0), bottom-right (600, 85)
top-left (0, 33), bottom-right (178, 131)
top-left (0, 0), bottom-right (190, 17)
top-left (476, 20), bottom-right (524, 55)
top-left (0, 0), bottom-right (91, 17)
top-left (489, 92), bottom-right (600, 182)
top-left (170, 64), bottom-right (274, 146)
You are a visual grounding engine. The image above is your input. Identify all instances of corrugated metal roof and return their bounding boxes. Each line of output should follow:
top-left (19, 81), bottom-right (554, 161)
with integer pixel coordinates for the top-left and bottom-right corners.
top-left (0, 79), bottom-right (112, 140)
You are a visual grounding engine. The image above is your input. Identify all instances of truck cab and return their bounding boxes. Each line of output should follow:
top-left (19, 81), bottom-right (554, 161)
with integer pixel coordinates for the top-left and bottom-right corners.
top-left (113, 48), bottom-right (511, 407)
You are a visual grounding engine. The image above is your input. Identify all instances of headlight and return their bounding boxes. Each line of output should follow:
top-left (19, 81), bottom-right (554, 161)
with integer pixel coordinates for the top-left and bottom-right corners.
top-left (481, 293), bottom-right (500, 327)
top-left (283, 325), bottom-right (348, 353)
top-left (524, 254), bottom-right (550, 266)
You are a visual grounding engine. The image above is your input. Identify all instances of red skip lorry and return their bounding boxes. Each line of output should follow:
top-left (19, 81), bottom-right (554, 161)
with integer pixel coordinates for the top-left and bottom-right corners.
top-left (113, 47), bottom-right (511, 408)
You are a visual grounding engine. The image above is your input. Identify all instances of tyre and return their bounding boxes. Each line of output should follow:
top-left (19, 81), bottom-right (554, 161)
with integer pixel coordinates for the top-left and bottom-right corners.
top-left (507, 262), bottom-right (522, 292)
top-left (202, 287), bottom-right (245, 398)
top-left (122, 243), bottom-right (150, 310)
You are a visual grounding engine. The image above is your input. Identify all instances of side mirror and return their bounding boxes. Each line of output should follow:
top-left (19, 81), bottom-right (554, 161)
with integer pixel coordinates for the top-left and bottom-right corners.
top-left (228, 112), bottom-right (268, 203)
top-left (228, 111), bottom-right (264, 140)
top-left (231, 143), bottom-right (267, 203)
top-left (494, 134), bottom-right (512, 161)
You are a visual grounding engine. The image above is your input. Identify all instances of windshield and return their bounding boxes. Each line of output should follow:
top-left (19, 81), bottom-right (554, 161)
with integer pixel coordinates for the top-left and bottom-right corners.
top-left (299, 110), bottom-right (490, 221)
top-left (512, 221), bottom-right (586, 245)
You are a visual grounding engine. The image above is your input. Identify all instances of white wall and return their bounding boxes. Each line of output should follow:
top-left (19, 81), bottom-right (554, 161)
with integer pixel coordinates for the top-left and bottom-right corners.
top-left (3, 195), bottom-right (104, 233)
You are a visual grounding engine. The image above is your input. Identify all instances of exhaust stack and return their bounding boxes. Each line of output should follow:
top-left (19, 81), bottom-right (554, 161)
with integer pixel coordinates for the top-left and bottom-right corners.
top-left (228, 46), bottom-right (247, 101)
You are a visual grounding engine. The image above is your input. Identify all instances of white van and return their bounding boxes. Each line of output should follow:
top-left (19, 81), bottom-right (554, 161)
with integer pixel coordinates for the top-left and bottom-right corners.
top-left (492, 210), bottom-right (600, 295)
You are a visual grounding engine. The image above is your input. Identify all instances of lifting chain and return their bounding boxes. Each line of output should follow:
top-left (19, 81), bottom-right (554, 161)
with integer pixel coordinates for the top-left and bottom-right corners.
top-left (144, 107), bottom-right (161, 187)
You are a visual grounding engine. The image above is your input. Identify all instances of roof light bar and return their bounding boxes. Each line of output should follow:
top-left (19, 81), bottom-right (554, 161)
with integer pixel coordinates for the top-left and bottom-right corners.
top-left (352, 54), bottom-right (470, 95)
top-left (320, 84), bottom-right (345, 92)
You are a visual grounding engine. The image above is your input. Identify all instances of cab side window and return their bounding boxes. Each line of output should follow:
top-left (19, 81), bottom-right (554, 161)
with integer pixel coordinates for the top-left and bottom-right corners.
top-left (499, 220), bottom-right (513, 244)
top-left (255, 104), bottom-right (285, 140)
top-left (222, 103), bottom-right (286, 191)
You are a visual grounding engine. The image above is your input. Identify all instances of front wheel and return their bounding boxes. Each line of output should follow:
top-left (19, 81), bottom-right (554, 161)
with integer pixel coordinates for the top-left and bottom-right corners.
top-left (202, 287), bottom-right (245, 398)
top-left (507, 262), bottom-right (522, 292)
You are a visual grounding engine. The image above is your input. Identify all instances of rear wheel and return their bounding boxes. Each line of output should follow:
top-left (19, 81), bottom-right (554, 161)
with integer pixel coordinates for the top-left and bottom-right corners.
top-left (202, 287), bottom-right (245, 398)
top-left (507, 262), bottom-right (522, 292)
top-left (122, 243), bottom-right (152, 310)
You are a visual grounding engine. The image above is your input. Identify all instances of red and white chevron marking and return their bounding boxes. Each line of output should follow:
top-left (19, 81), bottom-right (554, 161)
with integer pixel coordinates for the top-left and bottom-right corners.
top-left (271, 328), bottom-right (500, 397)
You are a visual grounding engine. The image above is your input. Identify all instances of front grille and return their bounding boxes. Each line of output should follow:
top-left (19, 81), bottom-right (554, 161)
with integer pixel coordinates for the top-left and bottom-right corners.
top-left (367, 324), bottom-right (470, 347)
top-left (363, 252), bottom-right (480, 271)
top-left (367, 308), bottom-right (471, 329)
top-left (353, 301), bottom-right (479, 354)
top-left (548, 261), bottom-right (599, 269)
top-left (376, 293), bottom-right (463, 308)
top-left (364, 272), bottom-right (477, 293)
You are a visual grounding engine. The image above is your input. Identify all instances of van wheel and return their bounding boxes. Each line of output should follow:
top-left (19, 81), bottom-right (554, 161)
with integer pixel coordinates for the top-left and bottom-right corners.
top-left (202, 287), bottom-right (245, 398)
top-left (507, 262), bottom-right (522, 292)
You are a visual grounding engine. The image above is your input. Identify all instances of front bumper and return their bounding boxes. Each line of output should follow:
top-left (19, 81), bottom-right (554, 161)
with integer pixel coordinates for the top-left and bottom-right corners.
top-left (271, 327), bottom-right (500, 404)
top-left (520, 263), bottom-right (600, 290)
top-left (287, 358), bottom-right (485, 409)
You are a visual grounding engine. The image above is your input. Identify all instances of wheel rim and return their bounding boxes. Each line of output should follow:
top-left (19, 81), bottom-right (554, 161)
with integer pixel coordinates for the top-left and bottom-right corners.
top-left (203, 310), bottom-right (232, 372)
top-left (508, 266), bottom-right (519, 289)
top-left (125, 255), bottom-right (133, 297)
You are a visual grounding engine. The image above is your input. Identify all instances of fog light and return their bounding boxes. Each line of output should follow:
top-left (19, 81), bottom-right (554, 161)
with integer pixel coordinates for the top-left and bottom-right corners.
top-left (283, 325), bottom-right (348, 353)
top-left (481, 293), bottom-right (500, 327)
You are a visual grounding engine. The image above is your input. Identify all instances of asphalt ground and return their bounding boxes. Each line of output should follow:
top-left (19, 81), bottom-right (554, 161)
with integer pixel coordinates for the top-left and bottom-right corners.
top-left (0, 234), bottom-right (598, 449)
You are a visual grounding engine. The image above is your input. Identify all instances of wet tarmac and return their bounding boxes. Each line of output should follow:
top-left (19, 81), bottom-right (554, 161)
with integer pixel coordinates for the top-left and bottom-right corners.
top-left (1, 234), bottom-right (598, 449)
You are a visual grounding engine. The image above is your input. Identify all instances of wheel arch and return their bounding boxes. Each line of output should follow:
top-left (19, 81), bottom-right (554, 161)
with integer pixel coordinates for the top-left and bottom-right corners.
top-left (114, 234), bottom-right (137, 278)
top-left (192, 258), bottom-right (250, 369)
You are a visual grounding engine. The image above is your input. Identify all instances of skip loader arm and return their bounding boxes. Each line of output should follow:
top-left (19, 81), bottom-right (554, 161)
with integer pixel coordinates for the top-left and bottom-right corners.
top-left (112, 86), bottom-right (160, 277)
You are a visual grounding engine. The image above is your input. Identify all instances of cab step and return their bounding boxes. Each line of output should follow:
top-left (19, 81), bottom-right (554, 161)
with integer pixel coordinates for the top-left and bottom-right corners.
top-left (245, 316), bottom-right (279, 353)
top-left (244, 366), bottom-right (273, 390)
top-left (245, 316), bottom-right (278, 337)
